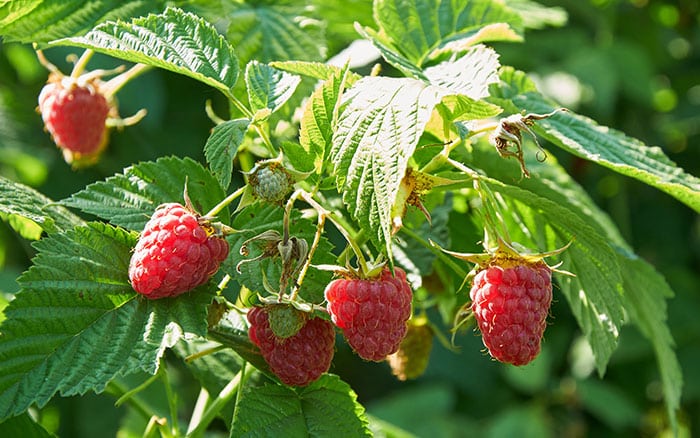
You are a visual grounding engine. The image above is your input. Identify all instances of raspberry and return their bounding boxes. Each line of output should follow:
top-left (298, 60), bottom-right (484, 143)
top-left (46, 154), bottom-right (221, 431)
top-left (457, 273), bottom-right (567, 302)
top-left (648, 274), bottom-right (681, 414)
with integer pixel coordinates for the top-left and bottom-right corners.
top-left (470, 261), bottom-right (552, 366)
top-left (247, 306), bottom-right (336, 386)
top-left (128, 203), bottom-right (230, 299)
top-left (387, 316), bottom-right (433, 380)
top-left (325, 267), bottom-right (412, 361)
top-left (39, 79), bottom-right (111, 162)
top-left (248, 162), bottom-right (293, 203)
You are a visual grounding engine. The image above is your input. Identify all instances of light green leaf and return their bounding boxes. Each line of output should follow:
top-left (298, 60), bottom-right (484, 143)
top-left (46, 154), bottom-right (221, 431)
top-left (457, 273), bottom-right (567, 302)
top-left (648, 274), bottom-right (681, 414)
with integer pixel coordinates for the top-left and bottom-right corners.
top-left (50, 7), bottom-right (239, 97)
top-left (61, 156), bottom-right (227, 231)
top-left (480, 179), bottom-right (625, 374)
top-left (618, 253), bottom-right (681, 431)
top-left (373, 0), bottom-right (523, 66)
top-left (0, 0), bottom-right (164, 43)
top-left (354, 23), bottom-right (426, 79)
top-left (269, 61), bottom-right (343, 81)
top-left (424, 45), bottom-right (500, 99)
top-left (331, 77), bottom-right (447, 257)
top-left (0, 175), bottom-right (83, 236)
top-left (298, 67), bottom-right (353, 175)
top-left (226, 3), bottom-right (326, 64)
top-left (205, 119), bottom-right (251, 190)
top-left (504, 0), bottom-right (568, 29)
top-left (245, 61), bottom-right (301, 113)
top-left (437, 95), bottom-right (502, 122)
top-left (226, 204), bottom-right (335, 304)
top-left (511, 93), bottom-right (700, 212)
top-left (0, 223), bottom-right (213, 421)
top-left (232, 374), bottom-right (371, 437)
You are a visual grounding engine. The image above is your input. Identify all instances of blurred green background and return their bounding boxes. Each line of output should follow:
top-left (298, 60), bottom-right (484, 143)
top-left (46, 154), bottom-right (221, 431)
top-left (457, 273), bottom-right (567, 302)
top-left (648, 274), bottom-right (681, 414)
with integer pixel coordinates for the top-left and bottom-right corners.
top-left (0, 0), bottom-right (698, 436)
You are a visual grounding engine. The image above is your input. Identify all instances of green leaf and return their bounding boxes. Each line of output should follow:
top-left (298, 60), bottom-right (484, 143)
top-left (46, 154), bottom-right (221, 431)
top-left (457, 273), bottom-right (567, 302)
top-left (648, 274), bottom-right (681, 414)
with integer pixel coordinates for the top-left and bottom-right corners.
top-left (0, 0), bottom-right (164, 43)
top-left (298, 67), bottom-right (352, 176)
top-left (0, 175), bottom-right (83, 236)
top-left (61, 156), bottom-right (227, 231)
top-left (373, 0), bottom-right (523, 66)
top-left (0, 223), bottom-right (213, 421)
top-left (510, 93), bottom-right (700, 212)
top-left (424, 45), bottom-right (501, 99)
top-left (245, 61), bottom-right (301, 114)
top-left (354, 23), bottom-right (426, 80)
top-left (436, 95), bottom-right (502, 122)
top-left (226, 3), bottom-right (326, 64)
top-left (481, 179), bottom-right (625, 374)
top-left (618, 253), bottom-right (682, 431)
top-left (205, 119), bottom-right (251, 190)
top-left (504, 0), bottom-right (568, 29)
top-left (50, 7), bottom-right (239, 97)
top-left (226, 204), bottom-right (335, 304)
top-left (269, 61), bottom-right (343, 81)
top-left (331, 77), bottom-right (447, 258)
top-left (0, 412), bottom-right (54, 438)
top-left (232, 374), bottom-right (371, 437)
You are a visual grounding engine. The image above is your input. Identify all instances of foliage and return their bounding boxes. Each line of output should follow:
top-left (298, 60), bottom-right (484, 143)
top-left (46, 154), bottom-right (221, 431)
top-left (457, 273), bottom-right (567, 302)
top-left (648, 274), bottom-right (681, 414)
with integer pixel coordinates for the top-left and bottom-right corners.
top-left (0, 0), bottom-right (698, 436)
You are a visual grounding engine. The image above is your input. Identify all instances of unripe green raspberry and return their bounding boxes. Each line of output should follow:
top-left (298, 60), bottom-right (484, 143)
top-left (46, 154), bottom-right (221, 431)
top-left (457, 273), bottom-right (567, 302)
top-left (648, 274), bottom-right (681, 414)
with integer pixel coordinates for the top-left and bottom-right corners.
top-left (249, 162), bottom-right (293, 203)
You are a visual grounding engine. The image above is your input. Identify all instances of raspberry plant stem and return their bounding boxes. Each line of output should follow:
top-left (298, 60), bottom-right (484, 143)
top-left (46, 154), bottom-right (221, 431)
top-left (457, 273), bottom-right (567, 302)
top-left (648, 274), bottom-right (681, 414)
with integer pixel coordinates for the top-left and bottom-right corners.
top-left (185, 364), bottom-right (246, 438)
top-left (223, 91), bottom-right (277, 157)
top-left (204, 185), bottom-right (246, 218)
top-left (160, 362), bottom-right (181, 437)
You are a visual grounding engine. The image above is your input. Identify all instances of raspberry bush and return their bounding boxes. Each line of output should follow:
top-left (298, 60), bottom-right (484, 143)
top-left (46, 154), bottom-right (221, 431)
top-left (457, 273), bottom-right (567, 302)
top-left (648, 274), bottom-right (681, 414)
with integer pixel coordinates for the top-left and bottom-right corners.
top-left (0, 1), bottom-right (698, 436)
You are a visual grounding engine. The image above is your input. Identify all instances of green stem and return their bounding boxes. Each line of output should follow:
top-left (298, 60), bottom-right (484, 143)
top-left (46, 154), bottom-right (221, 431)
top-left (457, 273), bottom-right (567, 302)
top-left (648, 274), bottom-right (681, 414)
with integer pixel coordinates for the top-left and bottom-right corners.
top-left (105, 380), bottom-right (153, 421)
top-left (224, 92), bottom-right (277, 156)
top-left (205, 185), bottom-right (246, 218)
top-left (160, 362), bottom-right (180, 437)
top-left (185, 365), bottom-right (246, 438)
top-left (70, 49), bottom-right (94, 78)
top-left (298, 190), bottom-right (370, 275)
top-left (113, 372), bottom-right (160, 407)
top-left (185, 388), bottom-right (210, 436)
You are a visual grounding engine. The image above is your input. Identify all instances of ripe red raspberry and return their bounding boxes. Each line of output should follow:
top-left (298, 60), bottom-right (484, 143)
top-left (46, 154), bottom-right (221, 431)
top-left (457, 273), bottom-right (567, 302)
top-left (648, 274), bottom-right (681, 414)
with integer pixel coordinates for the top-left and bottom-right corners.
top-left (247, 306), bottom-right (336, 386)
top-left (387, 316), bottom-right (433, 381)
top-left (128, 203), bottom-right (230, 299)
top-left (470, 261), bottom-right (552, 366)
top-left (39, 79), bottom-right (111, 159)
top-left (325, 267), bottom-right (412, 361)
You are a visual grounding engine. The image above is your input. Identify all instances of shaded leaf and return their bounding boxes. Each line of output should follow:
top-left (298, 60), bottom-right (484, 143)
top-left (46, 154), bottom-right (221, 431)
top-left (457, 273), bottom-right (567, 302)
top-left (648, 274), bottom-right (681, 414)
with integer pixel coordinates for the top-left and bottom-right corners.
top-left (51, 7), bottom-right (239, 97)
top-left (205, 119), bottom-right (251, 190)
top-left (0, 175), bottom-right (83, 236)
top-left (226, 4), bottom-right (325, 64)
top-left (232, 374), bottom-right (371, 437)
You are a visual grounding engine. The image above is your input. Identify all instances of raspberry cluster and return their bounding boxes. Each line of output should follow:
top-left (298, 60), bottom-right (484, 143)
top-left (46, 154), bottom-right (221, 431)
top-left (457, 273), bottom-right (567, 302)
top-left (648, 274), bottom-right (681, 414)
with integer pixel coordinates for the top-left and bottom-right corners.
top-left (128, 203), bottom-right (229, 299)
top-left (470, 262), bottom-right (552, 365)
top-left (325, 267), bottom-right (412, 361)
top-left (248, 306), bottom-right (336, 386)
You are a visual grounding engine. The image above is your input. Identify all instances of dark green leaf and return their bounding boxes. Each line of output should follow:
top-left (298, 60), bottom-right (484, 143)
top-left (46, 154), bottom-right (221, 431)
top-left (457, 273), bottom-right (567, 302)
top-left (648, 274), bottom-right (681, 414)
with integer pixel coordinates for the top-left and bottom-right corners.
top-left (205, 119), bottom-right (251, 190)
top-left (0, 223), bottom-right (213, 421)
top-left (232, 374), bottom-right (371, 437)
top-left (0, 175), bottom-right (83, 236)
top-left (61, 156), bottom-right (227, 231)
top-left (0, 412), bottom-right (54, 438)
top-left (227, 4), bottom-right (325, 64)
